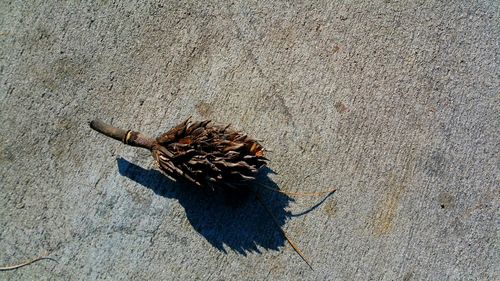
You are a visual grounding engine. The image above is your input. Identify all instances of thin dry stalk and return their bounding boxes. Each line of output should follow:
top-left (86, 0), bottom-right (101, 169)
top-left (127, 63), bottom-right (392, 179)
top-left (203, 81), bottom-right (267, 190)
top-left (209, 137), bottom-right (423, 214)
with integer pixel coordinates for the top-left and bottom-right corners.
top-left (255, 193), bottom-right (313, 270)
top-left (0, 253), bottom-right (56, 271)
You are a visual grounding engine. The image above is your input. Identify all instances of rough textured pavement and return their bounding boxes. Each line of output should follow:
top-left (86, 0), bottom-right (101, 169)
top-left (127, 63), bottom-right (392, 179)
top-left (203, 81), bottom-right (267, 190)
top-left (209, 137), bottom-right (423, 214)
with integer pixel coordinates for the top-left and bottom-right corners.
top-left (0, 1), bottom-right (498, 280)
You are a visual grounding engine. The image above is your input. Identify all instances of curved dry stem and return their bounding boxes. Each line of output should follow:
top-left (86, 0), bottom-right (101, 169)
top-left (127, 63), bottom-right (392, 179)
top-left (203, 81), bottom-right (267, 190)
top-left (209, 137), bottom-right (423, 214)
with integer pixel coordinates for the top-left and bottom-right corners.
top-left (256, 182), bottom-right (336, 197)
top-left (0, 254), bottom-right (57, 271)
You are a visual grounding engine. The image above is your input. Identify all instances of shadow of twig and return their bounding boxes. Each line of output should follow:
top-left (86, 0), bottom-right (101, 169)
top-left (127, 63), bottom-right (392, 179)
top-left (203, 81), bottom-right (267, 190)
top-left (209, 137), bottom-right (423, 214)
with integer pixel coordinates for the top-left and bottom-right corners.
top-left (116, 157), bottom-right (293, 255)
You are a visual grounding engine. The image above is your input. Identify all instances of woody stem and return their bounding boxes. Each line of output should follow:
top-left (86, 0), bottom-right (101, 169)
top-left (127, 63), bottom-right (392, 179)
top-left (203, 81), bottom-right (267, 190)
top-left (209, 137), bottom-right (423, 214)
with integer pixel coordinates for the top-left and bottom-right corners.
top-left (90, 119), bottom-right (155, 150)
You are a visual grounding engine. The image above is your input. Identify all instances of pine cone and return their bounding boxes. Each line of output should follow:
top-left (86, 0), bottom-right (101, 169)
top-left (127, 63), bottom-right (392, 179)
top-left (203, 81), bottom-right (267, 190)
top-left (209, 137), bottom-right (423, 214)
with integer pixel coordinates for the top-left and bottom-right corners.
top-left (90, 118), bottom-right (268, 190)
top-left (153, 118), bottom-right (267, 190)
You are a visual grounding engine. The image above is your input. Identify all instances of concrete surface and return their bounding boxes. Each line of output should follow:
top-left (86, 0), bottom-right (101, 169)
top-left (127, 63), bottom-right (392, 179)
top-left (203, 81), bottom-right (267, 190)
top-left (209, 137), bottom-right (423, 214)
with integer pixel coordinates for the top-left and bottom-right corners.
top-left (1, 1), bottom-right (498, 280)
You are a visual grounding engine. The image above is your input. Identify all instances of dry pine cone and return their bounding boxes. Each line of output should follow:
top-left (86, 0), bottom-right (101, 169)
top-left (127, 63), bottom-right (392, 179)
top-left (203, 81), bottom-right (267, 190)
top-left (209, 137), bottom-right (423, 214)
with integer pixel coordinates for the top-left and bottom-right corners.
top-left (90, 118), bottom-right (268, 190)
top-left (153, 118), bottom-right (267, 189)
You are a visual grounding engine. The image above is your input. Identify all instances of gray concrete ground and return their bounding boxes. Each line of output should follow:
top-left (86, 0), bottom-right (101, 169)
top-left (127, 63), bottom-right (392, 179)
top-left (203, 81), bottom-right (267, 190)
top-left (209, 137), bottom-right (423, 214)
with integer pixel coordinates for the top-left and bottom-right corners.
top-left (0, 1), bottom-right (498, 280)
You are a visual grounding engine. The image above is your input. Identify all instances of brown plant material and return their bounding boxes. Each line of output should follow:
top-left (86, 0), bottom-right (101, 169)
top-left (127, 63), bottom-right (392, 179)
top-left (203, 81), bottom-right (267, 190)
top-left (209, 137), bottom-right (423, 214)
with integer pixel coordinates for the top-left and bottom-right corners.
top-left (90, 117), bottom-right (267, 190)
top-left (255, 192), bottom-right (313, 269)
top-left (0, 253), bottom-right (56, 271)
